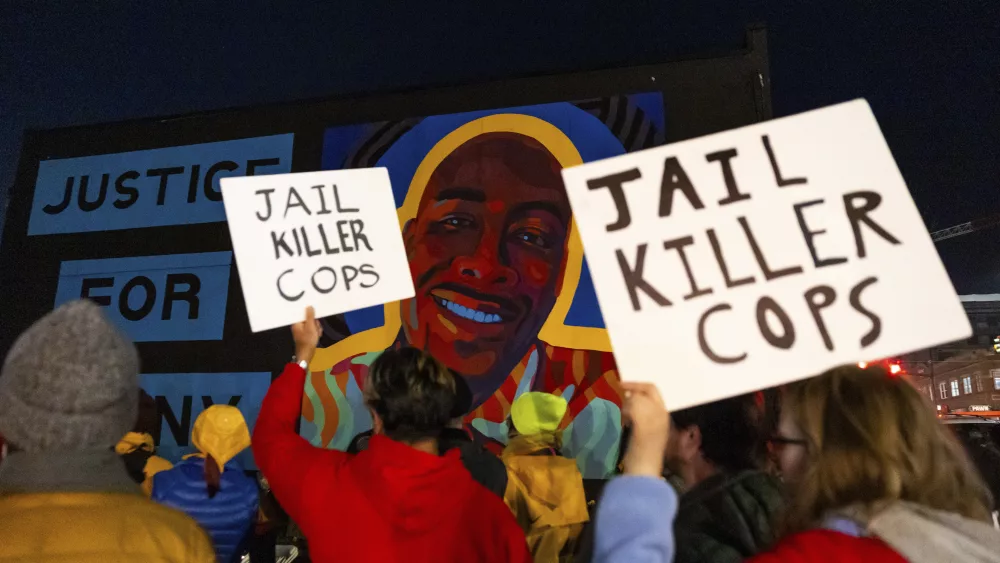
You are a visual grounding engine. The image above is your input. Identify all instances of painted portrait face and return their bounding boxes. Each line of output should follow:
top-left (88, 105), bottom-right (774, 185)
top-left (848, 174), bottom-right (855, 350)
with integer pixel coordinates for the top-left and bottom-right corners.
top-left (400, 132), bottom-right (571, 401)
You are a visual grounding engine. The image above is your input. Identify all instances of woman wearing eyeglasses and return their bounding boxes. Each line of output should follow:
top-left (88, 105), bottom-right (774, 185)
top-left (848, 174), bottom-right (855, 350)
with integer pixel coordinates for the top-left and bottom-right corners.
top-left (751, 365), bottom-right (1000, 563)
top-left (593, 365), bottom-right (1000, 563)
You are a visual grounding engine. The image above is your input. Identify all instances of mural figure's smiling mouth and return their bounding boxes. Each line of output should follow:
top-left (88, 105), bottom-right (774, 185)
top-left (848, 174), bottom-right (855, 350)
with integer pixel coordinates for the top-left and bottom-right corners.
top-left (430, 285), bottom-right (519, 326)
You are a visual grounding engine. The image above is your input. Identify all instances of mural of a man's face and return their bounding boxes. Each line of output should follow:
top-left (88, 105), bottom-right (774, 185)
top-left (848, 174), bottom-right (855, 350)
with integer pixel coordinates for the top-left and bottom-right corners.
top-left (401, 132), bottom-right (571, 400)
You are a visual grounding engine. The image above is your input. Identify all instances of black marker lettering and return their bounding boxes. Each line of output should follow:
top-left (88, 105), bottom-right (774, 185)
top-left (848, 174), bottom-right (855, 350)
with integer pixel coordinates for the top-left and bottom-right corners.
top-left (663, 236), bottom-right (712, 300)
top-left (255, 189), bottom-right (275, 221)
top-left (706, 228), bottom-right (755, 288)
top-left (332, 184), bottom-right (360, 213)
top-left (350, 219), bottom-right (373, 251)
top-left (616, 244), bottom-right (672, 311)
top-left (312, 185), bottom-right (332, 215)
top-left (342, 265), bottom-right (360, 290)
top-left (284, 187), bottom-right (311, 218)
top-left (762, 134), bottom-right (807, 187)
top-left (804, 285), bottom-right (836, 351)
top-left (299, 227), bottom-right (321, 257)
top-left (277, 269), bottom-right (304, 301)
top-left (587, 168), bottom-right (641, 231)
top-left (706, 149), bottom-right (750, 205)
top-left (756, 296), bottom-right (795, 349)
top-left (698, 304), bottom-right (746, 363)
top-left (337, 220), bottom-right (354, 252)
top-left (311, 267), bottom-right (337, 294)
top-left (843, 191), bottom-right (901, 259)
top-left (738, 216), bottom-right (804, 281)
top-left (271, 231), bottom-right (293, 259)
top-left (360, 264), bottom-right (380, 288)
top-left (659, 157), bottom-right (704, 218)
top-left (318, 223), bottom-right (340, 254)
top-left (794, 199), bottom-right (847, 268)
top-left (850, 276), bottom-right (881, 347)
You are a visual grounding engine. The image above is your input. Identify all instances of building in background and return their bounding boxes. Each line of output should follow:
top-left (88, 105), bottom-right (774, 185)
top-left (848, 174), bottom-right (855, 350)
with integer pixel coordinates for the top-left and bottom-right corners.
top-left (900, 295), bottom-right (1000, 414)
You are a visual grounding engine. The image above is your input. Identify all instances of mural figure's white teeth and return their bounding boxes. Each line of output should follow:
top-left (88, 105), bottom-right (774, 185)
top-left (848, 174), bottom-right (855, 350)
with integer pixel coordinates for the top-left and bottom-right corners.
top-left (439, 298), bottom-right (502, 324)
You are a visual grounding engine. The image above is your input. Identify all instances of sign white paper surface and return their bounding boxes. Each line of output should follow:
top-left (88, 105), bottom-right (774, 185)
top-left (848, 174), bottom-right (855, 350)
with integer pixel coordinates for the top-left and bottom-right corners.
top-left (562, 99), bottom-right (970, 410)
top-left (221, 167), bottom-right (414, 332)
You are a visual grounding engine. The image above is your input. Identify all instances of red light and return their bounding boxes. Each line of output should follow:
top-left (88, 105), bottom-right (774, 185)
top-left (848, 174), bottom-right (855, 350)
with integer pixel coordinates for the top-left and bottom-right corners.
top-left (889, 364), bottom-right (902, 375)
top-left (858, 361), bottom-right (869, 369)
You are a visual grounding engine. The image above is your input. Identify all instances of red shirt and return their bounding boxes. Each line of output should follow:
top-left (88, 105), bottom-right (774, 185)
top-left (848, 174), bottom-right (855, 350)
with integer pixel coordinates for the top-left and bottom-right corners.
top-left (253, 363), bottom-right (531, 563)
top-left (749, 529), bottom-right (906, 563)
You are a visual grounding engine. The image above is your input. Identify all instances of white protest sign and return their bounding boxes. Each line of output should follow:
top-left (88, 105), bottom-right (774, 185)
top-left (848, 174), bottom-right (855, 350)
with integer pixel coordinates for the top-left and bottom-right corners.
top-left (221, 168), bottom-right (414, 332)
top-left (562, 99), bottom-right (970, 410)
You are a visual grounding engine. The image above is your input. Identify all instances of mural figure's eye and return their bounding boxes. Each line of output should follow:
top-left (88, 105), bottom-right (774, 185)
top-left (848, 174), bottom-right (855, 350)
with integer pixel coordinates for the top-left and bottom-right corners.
top-left (513, 227), bottom-right (552, 250)
top-left (438, 215), bottom-right (475, 231)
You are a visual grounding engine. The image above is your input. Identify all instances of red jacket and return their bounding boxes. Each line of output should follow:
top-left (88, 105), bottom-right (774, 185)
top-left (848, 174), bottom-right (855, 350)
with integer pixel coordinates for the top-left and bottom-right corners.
top-left (253, 363), bottom-right (531, 563)
top-left (749, 529), bottom-right (906, 563)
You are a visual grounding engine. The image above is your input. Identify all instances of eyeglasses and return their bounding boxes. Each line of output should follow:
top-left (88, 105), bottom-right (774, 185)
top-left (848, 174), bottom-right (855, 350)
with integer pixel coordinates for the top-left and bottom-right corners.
top-left (768, 435), bottom-right (808, 448)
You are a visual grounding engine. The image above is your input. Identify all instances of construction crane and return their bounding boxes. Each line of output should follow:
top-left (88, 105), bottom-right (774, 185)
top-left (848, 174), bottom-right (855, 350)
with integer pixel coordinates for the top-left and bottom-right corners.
top-left (931, 213), bottom-right (1000, 242)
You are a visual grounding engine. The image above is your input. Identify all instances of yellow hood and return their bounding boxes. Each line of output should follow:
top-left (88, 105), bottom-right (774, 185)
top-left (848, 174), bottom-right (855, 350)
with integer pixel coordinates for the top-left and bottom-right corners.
top-left (503, 434), bottom-right (589, 529)
top-left (510, 392), bottom-right (568, 435)
top-left (190, 405), bottom-right (251, 471)
top-left (115, 432), bottom-right (154, 455)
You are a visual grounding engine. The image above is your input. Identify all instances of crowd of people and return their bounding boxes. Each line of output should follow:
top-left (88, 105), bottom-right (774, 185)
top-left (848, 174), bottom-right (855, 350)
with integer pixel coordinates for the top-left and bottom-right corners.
top-left (3, 300), bottom-right (1000, 562)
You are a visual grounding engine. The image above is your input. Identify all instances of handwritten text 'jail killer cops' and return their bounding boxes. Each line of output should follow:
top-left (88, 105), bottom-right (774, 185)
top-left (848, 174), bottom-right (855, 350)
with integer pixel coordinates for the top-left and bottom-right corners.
top-left (585, 134), bottom-right (901, 364)
top-left (254, 184), bottom-right (381, 302)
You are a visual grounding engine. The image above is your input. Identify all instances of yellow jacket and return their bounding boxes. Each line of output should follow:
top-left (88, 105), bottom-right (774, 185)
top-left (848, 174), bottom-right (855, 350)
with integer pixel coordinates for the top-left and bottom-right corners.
top-left (116, 431), bottom-right (174, 496)
top-left (503, 434), bottom-right (590, 563)
top-left (0, 491), bottom-right (215, 563)
top-left (0, 449), bottom-right (215, 563)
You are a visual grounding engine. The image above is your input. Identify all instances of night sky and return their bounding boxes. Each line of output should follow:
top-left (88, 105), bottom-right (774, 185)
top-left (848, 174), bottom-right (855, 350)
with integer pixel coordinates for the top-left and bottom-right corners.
top-left (2, 1), bottom-right (998, 291)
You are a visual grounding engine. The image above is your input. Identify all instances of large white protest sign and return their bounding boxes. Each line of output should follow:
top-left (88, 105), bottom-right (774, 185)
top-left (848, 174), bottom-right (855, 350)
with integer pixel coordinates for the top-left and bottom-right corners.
top-left (221, 168), bottom-right (414, 332)
top-left (562, 99), bottom-right (970, 410)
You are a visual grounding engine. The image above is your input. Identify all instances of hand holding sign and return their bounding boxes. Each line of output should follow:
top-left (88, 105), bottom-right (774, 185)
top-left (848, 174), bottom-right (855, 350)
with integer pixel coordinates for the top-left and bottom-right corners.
top-left (292, 306), bottom-right (322, 365)
top-left (221, 168), bottom-right (414, 332)
top-left (562, 100), bottom-right (970, 410)
top-left (621, 382), bottom-right (671, 478)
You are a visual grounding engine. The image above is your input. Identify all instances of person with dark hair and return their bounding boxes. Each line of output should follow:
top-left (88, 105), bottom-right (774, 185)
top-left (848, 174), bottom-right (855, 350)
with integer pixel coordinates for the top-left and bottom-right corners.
top-left (439, 372), bottom-right (508, 497)
top-left (253, 307), bottom-right (530, 563)
top-left (116, 388), bottom-right (173, 495)
top-left (343, 374), bottom-right (507, 497)
top-left (666, 393), bottom-right (784, 563)
top-left (152, 405), bottom-right (260, 563)
top-left (0, 300), bottom-right (214, 562)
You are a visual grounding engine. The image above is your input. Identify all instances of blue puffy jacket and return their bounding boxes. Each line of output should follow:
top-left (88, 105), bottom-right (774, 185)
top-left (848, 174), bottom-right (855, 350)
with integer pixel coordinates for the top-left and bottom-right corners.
top-left (152, 457), bottom-right (259, 563)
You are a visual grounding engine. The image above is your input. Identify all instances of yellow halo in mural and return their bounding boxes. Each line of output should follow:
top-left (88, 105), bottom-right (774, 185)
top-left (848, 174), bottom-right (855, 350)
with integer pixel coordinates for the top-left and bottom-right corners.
top-left (311, 113), bottom-right (612, 371)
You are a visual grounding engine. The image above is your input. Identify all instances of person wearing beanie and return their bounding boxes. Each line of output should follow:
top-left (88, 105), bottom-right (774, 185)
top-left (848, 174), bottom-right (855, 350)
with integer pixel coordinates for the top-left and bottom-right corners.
top-left (0, 300), bottom-right (215, 563)
top-left (116, 389), bottom-right (174, 496)
top-left (503, 391), bottom-right (590, 563)
top-left (438, 372), bottom-right (508, 498)
top-left (153, 405), bottom-right (260, 563)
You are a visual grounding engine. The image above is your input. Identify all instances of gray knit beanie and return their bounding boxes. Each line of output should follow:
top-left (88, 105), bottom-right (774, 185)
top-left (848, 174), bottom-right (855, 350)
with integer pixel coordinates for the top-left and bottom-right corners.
top-left (0, 300), bottom-right (139, 452)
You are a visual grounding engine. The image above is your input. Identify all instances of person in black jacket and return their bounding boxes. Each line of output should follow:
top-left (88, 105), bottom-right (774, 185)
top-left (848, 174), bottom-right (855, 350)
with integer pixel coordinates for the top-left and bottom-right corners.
top-left (346, 372), bottom-right (507, 497)
top-left (666, 392), bottom-right (784, 563)
top-left (439, 373), bottom-right (508, 498)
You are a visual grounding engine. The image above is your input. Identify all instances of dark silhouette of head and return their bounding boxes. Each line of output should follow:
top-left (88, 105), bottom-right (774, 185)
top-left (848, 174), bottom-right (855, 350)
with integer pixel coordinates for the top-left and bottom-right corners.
top-left (364, 347), bottom-right (457, 443)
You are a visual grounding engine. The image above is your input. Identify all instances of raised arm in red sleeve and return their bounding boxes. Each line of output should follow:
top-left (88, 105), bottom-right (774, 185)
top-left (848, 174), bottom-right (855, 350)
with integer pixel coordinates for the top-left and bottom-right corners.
top-left (252, 362), bottom-right (348, 524)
